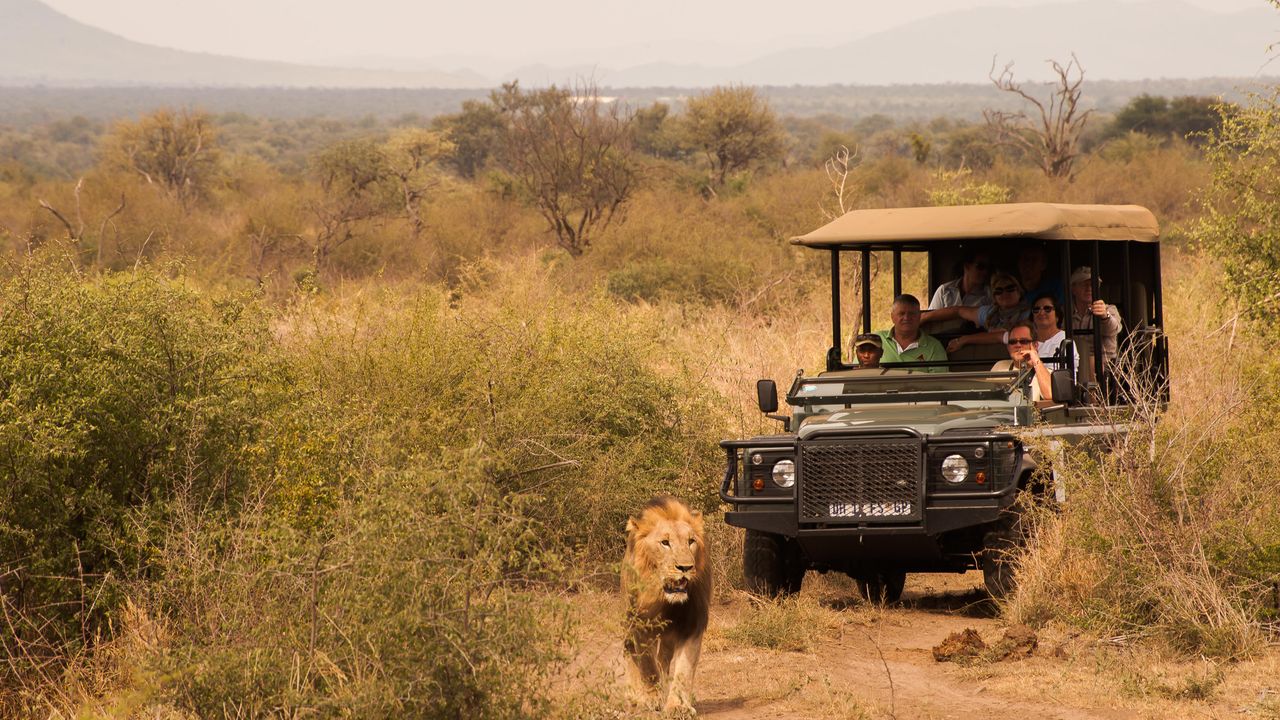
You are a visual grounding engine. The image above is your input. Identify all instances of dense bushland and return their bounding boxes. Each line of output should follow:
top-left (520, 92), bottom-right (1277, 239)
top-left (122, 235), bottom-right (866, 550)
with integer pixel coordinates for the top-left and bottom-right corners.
top-left (0, 82), bottom-right (1275, 714)
top-left (0, 254), bottom-right (721, 716)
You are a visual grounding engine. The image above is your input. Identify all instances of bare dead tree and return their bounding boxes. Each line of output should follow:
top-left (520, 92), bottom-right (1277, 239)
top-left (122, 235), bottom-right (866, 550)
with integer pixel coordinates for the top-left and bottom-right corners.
top-left (820, 145), bottom-right (860, 220)
top-left (37, 178), bottom-right (126, 263)
top-left (984, 54), bottom-right (1094, 179)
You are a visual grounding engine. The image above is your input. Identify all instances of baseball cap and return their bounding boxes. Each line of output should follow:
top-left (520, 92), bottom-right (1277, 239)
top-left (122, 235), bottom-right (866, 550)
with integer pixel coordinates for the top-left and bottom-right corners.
top-left (1070, 266), bottom-right (1098, 285)
top-left (854, 333), bottom-right (882, 350)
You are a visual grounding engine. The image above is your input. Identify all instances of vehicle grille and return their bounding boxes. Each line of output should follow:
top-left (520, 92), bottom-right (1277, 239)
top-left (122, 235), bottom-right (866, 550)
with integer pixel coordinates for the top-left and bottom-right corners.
top-left (799, 438), bottom-right (923, 523)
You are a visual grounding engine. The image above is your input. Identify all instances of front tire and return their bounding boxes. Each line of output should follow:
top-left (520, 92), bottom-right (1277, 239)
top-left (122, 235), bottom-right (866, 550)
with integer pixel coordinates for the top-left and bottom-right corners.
top-left (982, 529), bottom-right (1021, 598)
top-left (743, 529), bottom-right (804, 597)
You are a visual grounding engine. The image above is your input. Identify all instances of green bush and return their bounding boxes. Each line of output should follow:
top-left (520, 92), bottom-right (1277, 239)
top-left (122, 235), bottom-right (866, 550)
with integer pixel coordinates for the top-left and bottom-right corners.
top-left (149, 451), bottom-right (569, 719)
top-left (283, 263), bottom-right (723, 560)
top-left (0, 255), bottom-right (282, 670)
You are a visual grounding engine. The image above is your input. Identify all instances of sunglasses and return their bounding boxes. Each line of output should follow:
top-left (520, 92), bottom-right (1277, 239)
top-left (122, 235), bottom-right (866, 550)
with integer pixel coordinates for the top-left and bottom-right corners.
top-left (993, 285), bottom-right (1019, 295)
top-left (1031, 305), bottom-right (1055, 314)
top-left (1007, 338), bottom-right (1034, 346)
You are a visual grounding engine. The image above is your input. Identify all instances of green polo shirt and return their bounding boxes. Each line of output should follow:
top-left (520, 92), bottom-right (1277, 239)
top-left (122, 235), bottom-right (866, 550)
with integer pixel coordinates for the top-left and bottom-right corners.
top-left (876, 329), bottom-right (948, 372)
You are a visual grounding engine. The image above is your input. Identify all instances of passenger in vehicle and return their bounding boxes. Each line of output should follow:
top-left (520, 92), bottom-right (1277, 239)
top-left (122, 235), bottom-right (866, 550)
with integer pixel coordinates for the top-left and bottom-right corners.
top-left (877, 294), bottom-right (948, 372)
top-left (928, 248), bottom-right (993, 310)
top-left (992, 321), bottom-right (1054, 401)
top-left (921, 272), bottom-right (1030, 353)
top-left (853, 333), bottom-right (884, 369)
top-left (1068, 266), bottom-right (1122, 365)
top-left (1029, 293), bottom-right (1081, 381)
top-left (1016, 244), bottom-right (1064, 304)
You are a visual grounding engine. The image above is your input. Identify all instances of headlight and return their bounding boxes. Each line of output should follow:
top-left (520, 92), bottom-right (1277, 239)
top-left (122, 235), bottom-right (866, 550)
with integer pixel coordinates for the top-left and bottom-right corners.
top-left (771, 459), bottom-right (796, 488)
top-left (941, 454), bottom-right (969, 483)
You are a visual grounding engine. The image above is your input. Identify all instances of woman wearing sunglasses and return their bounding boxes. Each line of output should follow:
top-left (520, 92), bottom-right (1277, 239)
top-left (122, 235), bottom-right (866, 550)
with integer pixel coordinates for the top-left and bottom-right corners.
top-left (1028, 293), bottom-right (1080, 381)
top-left (922, 272), bottom-right (1031, 353)
top-left (993, 321), bottom-right (1054, 401)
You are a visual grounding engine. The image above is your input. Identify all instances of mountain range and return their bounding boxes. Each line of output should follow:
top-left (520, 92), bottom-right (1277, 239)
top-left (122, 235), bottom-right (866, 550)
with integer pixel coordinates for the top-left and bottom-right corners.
top-left (1, 0), bottom-right (1277, 88)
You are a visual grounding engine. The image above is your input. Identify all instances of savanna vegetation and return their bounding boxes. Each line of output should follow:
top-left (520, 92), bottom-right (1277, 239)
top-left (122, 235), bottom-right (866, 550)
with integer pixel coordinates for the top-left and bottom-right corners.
top-left (0, 71), bottom-right (1277, 717)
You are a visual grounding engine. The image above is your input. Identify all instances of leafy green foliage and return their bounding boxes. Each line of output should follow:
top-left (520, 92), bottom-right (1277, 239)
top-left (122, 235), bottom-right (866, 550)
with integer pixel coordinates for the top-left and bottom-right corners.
top-left (1197, 92), bottom-right (1280, 322)
top-left (100, 109), bottom-right (222, 207)
top-left (491, 82), bottom-right (639, 257)
top-left (151, 453), bottom-right (570, 719)
top-left (432, 99), bottom-right (507, 179)
top-left (0, 258), bottom-right (282, 670)
top-left (680, 86), bottom-right (785, 188)
top-left (1107, 94), bottom-right (1225, 144)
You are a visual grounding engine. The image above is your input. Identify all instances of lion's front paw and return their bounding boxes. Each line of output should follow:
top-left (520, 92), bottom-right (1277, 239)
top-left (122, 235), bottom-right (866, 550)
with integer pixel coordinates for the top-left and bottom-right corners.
top-left (662, 695), bottom-right (696, 717)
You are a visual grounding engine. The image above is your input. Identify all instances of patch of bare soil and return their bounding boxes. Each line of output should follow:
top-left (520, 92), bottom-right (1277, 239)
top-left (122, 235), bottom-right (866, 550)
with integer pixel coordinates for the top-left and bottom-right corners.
top-left (565, 571), bottom-right (1280, 719)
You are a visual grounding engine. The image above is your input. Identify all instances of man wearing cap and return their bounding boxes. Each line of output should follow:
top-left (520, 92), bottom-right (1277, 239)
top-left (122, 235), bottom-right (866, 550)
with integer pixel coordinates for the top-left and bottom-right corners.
top-left (1069, 266), bottom-right (1122, 365)
top-left (853, 333), bottom-right (884, 368)
top-left (877, 294), bottom-right (948, 372)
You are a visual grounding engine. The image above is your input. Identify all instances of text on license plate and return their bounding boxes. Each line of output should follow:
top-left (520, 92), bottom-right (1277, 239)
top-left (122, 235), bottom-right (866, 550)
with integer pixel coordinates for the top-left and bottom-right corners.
top-left (828, 502), bottom-right (913, 517)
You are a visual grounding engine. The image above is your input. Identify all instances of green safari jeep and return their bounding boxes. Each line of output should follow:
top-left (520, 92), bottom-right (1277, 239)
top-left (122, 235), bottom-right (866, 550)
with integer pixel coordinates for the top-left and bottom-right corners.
top-left (720, 203), bottom-right (1168, 601)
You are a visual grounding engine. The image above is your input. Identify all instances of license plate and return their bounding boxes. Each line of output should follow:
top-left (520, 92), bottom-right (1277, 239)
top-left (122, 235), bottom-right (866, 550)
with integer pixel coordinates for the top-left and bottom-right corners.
top-left (828, 502), bottom-right (913, 518)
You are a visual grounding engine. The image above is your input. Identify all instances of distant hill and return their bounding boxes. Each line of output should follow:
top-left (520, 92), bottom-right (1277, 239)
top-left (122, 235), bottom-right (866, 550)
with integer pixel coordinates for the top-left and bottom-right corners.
top-left (0, 0), bottom-right (484, 88)
top-left (1, 0), bottom-right (1276, 90)
top-left (590, 0), bottom-right (1280, 87)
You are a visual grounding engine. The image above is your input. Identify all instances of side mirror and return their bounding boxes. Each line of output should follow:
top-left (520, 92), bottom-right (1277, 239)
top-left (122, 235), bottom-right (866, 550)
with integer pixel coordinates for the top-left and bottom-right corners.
top-left (756, 379), bottom-right (779, 414)
top-left (1050, 369), bottom-right (1076, 404)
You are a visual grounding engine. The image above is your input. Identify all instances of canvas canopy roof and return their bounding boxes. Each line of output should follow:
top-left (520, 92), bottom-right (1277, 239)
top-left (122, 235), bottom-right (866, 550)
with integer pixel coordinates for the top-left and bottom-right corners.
top-left (792, 203), bottom-right (1159, 248)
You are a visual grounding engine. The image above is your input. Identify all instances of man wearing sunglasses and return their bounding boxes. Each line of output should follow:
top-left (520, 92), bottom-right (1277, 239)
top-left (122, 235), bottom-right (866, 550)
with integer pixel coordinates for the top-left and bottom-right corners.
top-left (928, 248), bottom-right (993, 310)
top-left (992, 321), bottom-right (1054, 401)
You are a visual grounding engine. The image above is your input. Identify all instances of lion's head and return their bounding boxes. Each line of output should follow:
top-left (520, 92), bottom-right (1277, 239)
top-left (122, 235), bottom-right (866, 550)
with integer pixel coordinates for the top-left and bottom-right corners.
top-left (624, 496), bottom-right (709, 607)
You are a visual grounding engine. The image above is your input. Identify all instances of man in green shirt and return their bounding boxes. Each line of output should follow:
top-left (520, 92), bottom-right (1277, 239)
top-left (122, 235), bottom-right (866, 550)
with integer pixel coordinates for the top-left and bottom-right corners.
top-left (876, 294), bottom-right (948, 372)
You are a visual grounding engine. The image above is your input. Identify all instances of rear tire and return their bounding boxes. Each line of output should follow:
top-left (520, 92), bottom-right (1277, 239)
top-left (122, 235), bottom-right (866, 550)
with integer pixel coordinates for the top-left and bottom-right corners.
top-left (855, 571), bottom-right (907, 604)
top-left (743, 530), bottom-right (804, 597)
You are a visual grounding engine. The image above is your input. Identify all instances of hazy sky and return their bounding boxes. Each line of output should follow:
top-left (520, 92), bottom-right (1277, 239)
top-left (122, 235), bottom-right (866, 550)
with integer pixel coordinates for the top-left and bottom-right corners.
top-left (40, 0), bottom-right (1267, 71)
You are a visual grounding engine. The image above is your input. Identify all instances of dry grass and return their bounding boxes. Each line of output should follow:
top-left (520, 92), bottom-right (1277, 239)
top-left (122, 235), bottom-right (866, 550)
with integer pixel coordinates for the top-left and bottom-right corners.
top-left (1005, 249), bottom-right (1280, 656)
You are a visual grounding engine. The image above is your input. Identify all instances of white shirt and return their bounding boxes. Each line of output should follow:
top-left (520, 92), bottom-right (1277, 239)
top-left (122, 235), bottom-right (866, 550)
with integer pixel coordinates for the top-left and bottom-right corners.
top-left (1037, 330), bottom-right (1081, 381)
top-left (928, 278), bottom-right (992, 310)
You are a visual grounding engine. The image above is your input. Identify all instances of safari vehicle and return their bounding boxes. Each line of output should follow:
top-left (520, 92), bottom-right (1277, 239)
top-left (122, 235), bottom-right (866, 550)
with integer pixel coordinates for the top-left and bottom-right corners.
top-left (719, 203), bottom-right (1168, 600)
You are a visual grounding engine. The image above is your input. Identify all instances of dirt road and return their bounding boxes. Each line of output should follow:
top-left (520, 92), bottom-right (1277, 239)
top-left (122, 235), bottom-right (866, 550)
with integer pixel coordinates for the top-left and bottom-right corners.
top-left (568, 572), bottom-right (1280, 719)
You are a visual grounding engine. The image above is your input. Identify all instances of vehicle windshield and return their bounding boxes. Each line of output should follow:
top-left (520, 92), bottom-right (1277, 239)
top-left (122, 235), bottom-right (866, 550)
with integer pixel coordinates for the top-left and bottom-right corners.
top-left (787, 368), bottom-right (1033, 406)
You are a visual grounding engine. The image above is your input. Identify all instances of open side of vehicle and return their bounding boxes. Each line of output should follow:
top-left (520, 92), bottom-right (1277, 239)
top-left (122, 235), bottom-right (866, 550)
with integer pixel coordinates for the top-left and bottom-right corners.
top-left (720, 203), bottom-right (1168, 601)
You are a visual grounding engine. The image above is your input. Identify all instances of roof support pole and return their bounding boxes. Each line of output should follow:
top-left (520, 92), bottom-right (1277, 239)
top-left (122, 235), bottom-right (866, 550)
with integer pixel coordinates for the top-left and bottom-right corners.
top-left (1091, 240), bottom-right (1105, 397)
top-left (828, 248), bottom-right (842, 371)
top-left (861, 249), bottom-right (872, 335)
top-left (892, 249), bottom-right (902, 299)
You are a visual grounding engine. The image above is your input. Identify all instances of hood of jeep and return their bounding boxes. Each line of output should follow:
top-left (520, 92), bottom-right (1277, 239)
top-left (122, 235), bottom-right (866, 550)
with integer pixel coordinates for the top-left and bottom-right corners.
top-left (796, 403), bottom-right (1013, 439)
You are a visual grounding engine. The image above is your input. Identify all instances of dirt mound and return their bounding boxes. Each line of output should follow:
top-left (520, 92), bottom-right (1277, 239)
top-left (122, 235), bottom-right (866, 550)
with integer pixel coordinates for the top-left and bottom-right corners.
top-left (933, 624), bottom-right (1039, 664)
top-left (932, 627), bottom-right (986, 662)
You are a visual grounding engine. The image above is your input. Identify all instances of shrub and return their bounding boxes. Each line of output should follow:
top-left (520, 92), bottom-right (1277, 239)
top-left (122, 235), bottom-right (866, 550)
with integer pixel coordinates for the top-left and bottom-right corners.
top-left (147, 451), bottom-right (570, 719)
top-left (0, 253), bottom-right (284, 688)
top-left (281, 259), bottom-right (724, 561)
top-left (1007, 256), bottom-right (1280, 656)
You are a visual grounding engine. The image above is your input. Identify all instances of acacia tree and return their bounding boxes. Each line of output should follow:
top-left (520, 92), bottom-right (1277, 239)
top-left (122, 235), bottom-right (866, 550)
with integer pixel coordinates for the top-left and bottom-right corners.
top-left (493, 82), bottom-right (638, 257)
top-left (101, 109), bottom-right (220, 208)
top-left (680, 86), bottom-right (784, 189)
top-left (984, 54), bottom-right (1093, 179)
top-left (431, 100), bottom-right (506, 179)
top-left (308, 139), bottom-right (396, 274)
top-left (382, 128), bottom-right (454, 241)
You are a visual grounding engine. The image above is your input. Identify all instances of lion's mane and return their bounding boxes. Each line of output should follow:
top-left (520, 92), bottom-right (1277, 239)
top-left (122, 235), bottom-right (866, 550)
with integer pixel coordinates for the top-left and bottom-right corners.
top-left (621, 496), bottom-right (710, 711)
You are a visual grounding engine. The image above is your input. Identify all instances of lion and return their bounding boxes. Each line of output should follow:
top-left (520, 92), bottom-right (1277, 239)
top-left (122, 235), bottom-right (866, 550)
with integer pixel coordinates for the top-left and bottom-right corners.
top-left (621, 496), bottom-right (710, 714)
